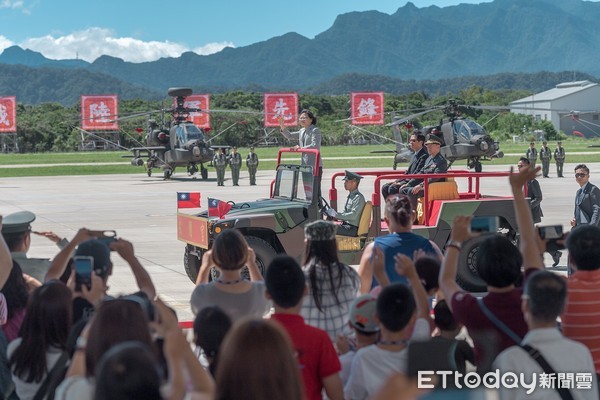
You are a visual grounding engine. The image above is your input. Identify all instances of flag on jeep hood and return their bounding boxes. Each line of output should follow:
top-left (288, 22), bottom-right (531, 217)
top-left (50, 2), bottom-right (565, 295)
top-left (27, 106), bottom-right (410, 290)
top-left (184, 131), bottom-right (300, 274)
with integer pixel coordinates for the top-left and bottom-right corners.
top-left (208, 198), bottom-right (232, 218)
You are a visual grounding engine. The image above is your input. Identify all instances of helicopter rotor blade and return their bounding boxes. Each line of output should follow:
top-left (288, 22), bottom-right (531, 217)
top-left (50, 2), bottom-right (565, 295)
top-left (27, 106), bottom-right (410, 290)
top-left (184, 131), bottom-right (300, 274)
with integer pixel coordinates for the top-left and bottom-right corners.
top-left (385, 107), bottom-right (444, 127)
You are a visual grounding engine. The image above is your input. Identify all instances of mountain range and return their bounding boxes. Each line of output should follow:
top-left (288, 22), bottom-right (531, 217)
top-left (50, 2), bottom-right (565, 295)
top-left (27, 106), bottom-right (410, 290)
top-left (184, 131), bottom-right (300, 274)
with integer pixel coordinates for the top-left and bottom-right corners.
top-left (1, 0), bottom-right (600, 105)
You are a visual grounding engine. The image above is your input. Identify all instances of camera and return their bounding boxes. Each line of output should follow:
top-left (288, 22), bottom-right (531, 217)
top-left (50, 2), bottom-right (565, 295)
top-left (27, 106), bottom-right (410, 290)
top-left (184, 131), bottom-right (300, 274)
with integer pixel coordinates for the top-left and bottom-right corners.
top-left (74, 255), bottom-right (94, 291)
top-left (470, 216), bottom-right (499, 233)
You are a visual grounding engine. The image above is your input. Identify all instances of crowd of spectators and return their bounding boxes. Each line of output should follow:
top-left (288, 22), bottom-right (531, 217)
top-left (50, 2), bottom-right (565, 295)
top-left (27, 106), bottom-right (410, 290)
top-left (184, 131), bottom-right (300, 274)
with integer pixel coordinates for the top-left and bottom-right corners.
top-left (1, 164), bottom-right (599, 400)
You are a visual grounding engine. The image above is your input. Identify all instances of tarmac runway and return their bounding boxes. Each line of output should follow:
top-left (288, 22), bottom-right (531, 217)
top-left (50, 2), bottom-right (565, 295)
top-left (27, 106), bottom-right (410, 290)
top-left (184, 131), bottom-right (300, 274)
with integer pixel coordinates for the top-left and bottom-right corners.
top-left (0, 162), bottom-right (589, 322)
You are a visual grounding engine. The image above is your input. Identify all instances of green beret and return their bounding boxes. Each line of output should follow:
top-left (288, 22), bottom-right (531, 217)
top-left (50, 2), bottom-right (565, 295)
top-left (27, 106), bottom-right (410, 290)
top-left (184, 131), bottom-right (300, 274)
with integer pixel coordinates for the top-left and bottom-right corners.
top-left (1, 211), bottom-right (35, 235)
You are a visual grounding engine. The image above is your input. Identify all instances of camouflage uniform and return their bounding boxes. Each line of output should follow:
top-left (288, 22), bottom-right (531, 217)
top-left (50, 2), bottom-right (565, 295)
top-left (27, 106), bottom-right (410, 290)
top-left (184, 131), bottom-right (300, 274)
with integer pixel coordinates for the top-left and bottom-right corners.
top-left (246, 148), bottom-right (259, 185)
top-left (213, 150), bottom-right (228, 186)
top-left (526, 144), bottom-right (538, 168)
top-left (554, 143), bottom-right (565, 178)
top-left (540, 143), bottom-right (552, 178)
top-left (228, 149), bottom-right (242, 186)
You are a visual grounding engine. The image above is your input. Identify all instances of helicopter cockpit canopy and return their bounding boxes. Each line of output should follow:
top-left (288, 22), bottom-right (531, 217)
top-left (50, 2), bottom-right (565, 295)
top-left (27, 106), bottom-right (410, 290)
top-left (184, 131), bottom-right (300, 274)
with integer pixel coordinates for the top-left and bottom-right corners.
top-left (452, 119), bottom-right (487, 143)
top-left (173, 122), bottom-right (205, 148)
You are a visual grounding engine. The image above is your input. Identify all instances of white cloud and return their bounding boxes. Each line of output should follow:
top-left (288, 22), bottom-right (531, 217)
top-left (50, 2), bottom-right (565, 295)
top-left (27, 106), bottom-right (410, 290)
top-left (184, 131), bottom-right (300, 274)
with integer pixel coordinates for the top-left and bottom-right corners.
top-left (0, 0), bottom-right (24, 9)
top-left (18, 27), bottom-right (235, 63)
top-left (194, 41), bottom-right (235, 55)
top-left (0, 35), bottom-right (15, 52)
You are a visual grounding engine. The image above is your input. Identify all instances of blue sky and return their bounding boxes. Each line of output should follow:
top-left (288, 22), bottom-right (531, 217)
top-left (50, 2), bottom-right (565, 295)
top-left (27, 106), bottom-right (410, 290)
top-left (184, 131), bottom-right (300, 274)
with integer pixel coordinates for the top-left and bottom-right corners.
top-left (0, 0), bottom-right (492, 62)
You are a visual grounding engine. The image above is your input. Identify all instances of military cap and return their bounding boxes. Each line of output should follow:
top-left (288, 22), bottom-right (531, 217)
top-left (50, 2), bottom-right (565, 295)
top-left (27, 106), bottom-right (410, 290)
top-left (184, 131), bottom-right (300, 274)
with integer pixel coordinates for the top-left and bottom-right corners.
top-left (557, 141), bottom-right (562, 144)
top-left (543, 141), bottom-right (547, 144)
top-left (1, 211), bottom-right (36, 235)
top-left (342, 170), bottom-right (363, 181)
top-left (424, 136), bottom-right (442, 145)
top-left (304, 220), bottom-right (337, 241)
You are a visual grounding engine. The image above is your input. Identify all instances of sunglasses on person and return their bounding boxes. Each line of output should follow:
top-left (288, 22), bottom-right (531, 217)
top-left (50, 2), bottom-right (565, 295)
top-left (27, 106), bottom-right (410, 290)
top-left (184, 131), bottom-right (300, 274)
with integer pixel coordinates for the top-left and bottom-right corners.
top-left (575, 173), bottom-right (588, 178)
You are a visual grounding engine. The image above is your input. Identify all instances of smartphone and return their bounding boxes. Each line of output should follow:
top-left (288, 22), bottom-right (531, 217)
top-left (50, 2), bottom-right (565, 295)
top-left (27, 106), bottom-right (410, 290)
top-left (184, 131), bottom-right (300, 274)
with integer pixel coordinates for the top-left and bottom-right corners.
top-left (470, 216), bottom-right (499, 233)
top-left (538, 225), bottom-right (563, 240)
top-left (74, 255), bottom-right (94, 292)
top-left (538, 225), bottom-right (565, 251)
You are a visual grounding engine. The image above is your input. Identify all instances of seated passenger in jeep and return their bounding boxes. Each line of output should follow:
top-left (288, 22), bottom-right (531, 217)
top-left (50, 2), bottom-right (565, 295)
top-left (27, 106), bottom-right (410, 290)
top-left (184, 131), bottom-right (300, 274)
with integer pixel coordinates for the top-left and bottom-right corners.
top-left (324, 170), bottom-right (366, 236)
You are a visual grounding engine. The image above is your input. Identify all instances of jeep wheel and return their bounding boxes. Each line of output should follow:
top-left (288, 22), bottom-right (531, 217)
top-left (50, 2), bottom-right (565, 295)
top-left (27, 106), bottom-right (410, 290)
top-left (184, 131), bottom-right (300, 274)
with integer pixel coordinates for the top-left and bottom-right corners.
top-left (456, 235), bottom-right (488, 292)
top-left (245, 236), bottom-right (278, 277)
top-left (184, 245), bottom-right (201, 283)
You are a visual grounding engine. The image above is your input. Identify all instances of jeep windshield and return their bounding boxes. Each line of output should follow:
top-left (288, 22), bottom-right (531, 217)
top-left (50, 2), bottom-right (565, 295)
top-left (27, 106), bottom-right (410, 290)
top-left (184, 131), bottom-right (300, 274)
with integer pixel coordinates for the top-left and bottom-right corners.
top-left (273, 164), bottom-right (314, 202)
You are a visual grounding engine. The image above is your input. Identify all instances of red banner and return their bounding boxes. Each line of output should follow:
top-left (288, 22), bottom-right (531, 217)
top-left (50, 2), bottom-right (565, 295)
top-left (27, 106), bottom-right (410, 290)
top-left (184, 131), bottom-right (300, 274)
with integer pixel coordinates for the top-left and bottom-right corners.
top-left (264, 93), bottom-right (298, 127)
top-left (179, 94), bottom-right (210, 129)
top-left (177, 213), bottom-right (209, 249)
top-left (0, 96), bottom-right (17, 133)
top-left (81, 95), bottom-right (119, 131)
top-left (351, 92), bottom-right (384, 125)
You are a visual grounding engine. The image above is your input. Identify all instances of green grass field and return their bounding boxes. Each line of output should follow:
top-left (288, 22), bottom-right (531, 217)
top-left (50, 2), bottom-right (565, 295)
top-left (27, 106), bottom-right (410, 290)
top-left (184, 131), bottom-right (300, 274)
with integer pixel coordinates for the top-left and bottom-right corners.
top-left (1, 139), bottom-right (599, 177)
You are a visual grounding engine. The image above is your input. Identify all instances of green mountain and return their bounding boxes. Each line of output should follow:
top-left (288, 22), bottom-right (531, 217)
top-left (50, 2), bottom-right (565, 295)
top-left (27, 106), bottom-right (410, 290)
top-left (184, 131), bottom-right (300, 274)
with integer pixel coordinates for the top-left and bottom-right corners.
top-left (1, 0), bottom-right (600, 102)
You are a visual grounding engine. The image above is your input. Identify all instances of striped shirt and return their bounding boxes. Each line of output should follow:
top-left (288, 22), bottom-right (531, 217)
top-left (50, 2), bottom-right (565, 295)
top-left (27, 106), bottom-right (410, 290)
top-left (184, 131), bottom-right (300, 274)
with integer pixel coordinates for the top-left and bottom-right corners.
top-left (562, 269), bottom-right (600, 373)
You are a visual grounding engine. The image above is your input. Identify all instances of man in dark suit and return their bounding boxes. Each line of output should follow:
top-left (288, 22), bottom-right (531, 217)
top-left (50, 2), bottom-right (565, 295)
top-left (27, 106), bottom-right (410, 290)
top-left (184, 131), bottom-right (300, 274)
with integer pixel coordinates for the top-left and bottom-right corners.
top-left (401, 135), bottom-right (449, 212)
top-left (571, 164), bottom-right (600, 227)
top-left (381, 131), bottom-right (428, 199)
top-left (518, 158), bottom-right (543, 224)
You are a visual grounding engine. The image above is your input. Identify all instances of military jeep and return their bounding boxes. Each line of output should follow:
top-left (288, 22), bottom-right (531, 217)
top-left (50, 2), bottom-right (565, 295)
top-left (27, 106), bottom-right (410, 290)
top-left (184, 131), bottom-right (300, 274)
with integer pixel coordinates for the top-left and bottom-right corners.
top-left (177, 148), bottom-right (520, 292)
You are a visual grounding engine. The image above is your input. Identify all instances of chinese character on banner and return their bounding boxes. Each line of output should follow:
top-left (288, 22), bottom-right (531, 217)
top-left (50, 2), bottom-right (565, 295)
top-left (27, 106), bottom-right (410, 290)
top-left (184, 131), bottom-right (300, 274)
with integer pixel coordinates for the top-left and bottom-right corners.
top-left (177, 94), bottom-right (210, 129)
top-left (81, 95), bottom-right (119, 131)
top-left (0, 96), bottom-right (16, 133)
top-left (264, 93), bottom-right (298, 127)
top-left (351, 92), bottom-right (384, 125)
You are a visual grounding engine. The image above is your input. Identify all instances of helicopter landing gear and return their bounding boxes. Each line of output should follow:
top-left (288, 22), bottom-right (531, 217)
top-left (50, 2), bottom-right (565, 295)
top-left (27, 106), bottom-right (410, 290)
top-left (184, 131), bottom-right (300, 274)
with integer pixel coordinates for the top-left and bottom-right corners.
top-left (163, 169), bottom-right (172, 180)
top-left (201, 167), bottom-right (208, 180)
top-left (187, 163), bottom-right (199, 176)
top-left (468, 158), bottom-right (483, 173)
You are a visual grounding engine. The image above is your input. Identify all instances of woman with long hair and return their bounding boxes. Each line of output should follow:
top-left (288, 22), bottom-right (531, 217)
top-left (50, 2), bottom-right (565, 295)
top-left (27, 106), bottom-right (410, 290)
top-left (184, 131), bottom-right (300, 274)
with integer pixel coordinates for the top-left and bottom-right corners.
top-left (55, 299), bottom-right (156, 399)
top-left (300, 220), bottom-right (360, 341)
top-left (190, 229), bottom-right (270, 322)
top-left (1, 261), bottom-right (29, 342)
top-left (215, 319), bottom-right (303, 400)
top-left (7, 280), bottom-right (72, 400)
top-left (357, 194), bottom-right (442, 294)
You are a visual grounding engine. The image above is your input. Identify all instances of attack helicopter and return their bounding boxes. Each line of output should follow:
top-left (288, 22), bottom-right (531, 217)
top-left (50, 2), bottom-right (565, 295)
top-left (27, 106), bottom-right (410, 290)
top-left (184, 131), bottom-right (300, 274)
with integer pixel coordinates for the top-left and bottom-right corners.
top-left (387, 100), bottom-right (504, 172)
top-left (125, 87), bottom-right (216, 180)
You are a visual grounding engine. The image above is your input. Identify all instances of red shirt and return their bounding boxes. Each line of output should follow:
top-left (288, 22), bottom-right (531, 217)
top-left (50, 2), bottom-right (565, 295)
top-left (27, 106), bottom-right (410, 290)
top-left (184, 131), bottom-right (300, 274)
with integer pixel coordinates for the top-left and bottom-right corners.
top-left (450, 269), bottom-right (537, 366)
top-left (563, 269), bottom-right (600, 373)
top-left (271, 313), bottom-right (341, 400)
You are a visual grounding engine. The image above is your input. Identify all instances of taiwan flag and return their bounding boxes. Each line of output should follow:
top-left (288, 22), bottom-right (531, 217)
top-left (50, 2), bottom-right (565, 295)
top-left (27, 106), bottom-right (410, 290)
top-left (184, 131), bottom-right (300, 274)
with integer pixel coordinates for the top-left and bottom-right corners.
top-left (208, 198), bottom-right (232, 218)
top-left (177, 192), bottom-right (201, 208)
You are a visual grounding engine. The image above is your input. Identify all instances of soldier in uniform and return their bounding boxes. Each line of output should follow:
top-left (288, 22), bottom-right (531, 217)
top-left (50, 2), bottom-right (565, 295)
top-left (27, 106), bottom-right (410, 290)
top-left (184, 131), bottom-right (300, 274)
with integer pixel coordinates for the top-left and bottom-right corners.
top-left (401, 135), bottom-right (449, 213)
top-left (246, 146), bottom-right (259, 185)
top-left (539, 140), bottom-right (552, 178)
top-left (324, 170), bottom-right (366, 236)
top-left (213, 147), bottom-right (228, 186)
top-left (228, 146), bottom-right (242, 186)
top-left (526, 141), bottom-right (538, 168)
top-left (1, 210), bottom-right (68, 283)
top-left (554, 141), bottom-right (565, 177)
